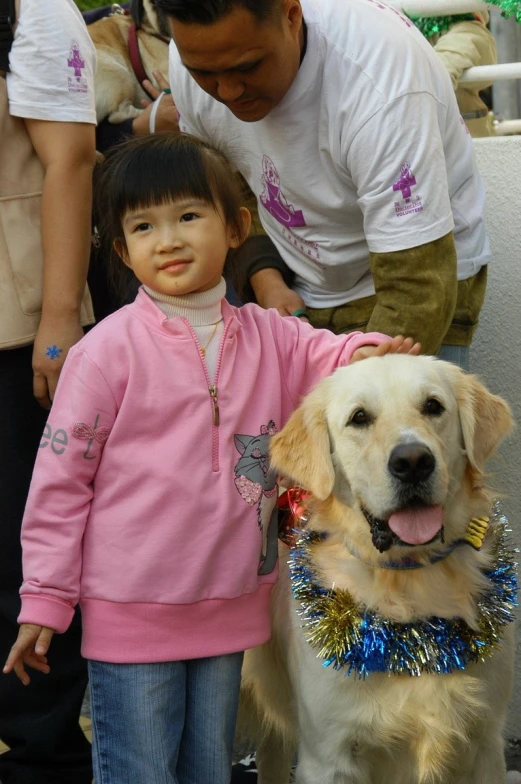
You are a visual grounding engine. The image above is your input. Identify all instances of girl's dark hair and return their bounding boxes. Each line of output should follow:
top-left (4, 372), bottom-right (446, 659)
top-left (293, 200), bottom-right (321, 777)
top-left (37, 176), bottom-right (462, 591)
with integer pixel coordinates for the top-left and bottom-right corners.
top-left (95, 132), bottom-right (245, 301)
top-left (152, 0), bottom-right (278, 25)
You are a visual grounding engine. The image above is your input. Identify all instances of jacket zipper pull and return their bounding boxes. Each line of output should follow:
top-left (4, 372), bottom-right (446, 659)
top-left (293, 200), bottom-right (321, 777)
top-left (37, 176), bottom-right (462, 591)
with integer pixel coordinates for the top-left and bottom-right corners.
top-left (209, 385), bottom-right (220, 426)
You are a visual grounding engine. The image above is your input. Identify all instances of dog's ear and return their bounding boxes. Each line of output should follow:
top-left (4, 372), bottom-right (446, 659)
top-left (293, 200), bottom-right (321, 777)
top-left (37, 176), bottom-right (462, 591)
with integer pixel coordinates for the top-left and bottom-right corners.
top-left (270, 381), bottom-right (335, 500)
top-left (457, 372), bottom-right (513, 475)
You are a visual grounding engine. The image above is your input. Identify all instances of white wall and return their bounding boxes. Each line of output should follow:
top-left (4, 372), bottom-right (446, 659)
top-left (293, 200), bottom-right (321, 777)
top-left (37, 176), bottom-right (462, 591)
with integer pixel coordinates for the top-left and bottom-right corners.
top-left (471, 136), bottom-right (521, 737)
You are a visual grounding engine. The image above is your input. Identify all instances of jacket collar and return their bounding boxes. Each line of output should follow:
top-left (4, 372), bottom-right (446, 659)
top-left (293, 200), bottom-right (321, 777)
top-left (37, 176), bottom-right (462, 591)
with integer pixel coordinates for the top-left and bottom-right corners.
top-left (128, 287), bottom-right (241, 339)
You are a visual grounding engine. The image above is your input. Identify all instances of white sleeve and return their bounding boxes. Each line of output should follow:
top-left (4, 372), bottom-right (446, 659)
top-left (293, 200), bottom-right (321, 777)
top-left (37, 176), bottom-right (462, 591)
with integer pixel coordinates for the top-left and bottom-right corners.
top-left (6, 0), bottom-right (96, 124)
top-left (346, 92), bottom-right (454, 253)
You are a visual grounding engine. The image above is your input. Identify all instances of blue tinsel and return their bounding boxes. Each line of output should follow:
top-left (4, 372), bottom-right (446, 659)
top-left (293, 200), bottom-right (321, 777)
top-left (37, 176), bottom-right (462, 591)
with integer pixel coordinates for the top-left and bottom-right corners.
top-left (289, 504), bottom-right (518, 678)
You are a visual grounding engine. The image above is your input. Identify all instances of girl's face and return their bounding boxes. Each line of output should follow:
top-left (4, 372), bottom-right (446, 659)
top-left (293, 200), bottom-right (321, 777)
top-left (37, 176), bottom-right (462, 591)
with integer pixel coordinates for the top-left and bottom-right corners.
top-left (117, 199), bottom-right (249, 296)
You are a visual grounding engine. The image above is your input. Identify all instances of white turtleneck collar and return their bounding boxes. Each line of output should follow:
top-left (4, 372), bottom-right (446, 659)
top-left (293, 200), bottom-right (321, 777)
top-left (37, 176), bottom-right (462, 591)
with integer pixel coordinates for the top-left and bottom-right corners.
top-left (143, 278), bottom-right (226, 326)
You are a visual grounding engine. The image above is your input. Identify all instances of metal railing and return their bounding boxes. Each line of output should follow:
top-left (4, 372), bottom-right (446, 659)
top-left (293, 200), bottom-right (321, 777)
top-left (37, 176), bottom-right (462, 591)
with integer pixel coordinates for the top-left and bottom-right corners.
top-left (460, 62), bottom-right (521, 82)
top-left (387, 1), bottom-right (492, 13)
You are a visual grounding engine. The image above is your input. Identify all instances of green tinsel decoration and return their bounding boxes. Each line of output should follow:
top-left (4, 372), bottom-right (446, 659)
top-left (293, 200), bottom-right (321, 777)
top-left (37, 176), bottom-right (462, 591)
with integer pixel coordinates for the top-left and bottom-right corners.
top-left (409, 0), bottom-right (521, 40)
top-left (488, 0), bottom-right (521, 22)
top-left (411, 13), bottom-right (476, 37)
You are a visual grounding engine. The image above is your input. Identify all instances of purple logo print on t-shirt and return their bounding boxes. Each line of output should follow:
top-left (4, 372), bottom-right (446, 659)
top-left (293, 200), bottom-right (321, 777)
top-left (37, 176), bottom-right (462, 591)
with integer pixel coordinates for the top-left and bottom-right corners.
top-left (393, 164), bottom-right (416, 200)
top-left (364, 0), bottom-right (413, 28)
top-left (260, 155), bottom-right (307, 228)
top-left (67, 40), bottom-right (88, 94)
top-left (259, 155), bottom-right (323, 266)
top-left (393, 162), bottom-right (423, 217)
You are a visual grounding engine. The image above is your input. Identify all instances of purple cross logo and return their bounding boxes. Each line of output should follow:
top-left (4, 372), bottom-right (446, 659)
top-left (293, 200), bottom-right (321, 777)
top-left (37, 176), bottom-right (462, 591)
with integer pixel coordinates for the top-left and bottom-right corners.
top-left (68, 42), bottom-right (85, 79)
top-left (393, 164), bottom-right (417, 201)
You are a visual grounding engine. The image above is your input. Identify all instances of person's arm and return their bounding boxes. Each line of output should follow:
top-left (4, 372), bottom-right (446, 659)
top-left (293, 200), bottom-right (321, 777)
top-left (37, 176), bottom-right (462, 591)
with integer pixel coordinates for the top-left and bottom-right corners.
top-left (4, 346), bottom-right (117, 682)
top-left (5, 249), bottom-right (114, 686)
top-left (18, 347), bottom-right (117, 632)
top-left (249, 266), bottom-right (309, 317)
top-left (345, 90), bottom-right (459, 350)
top-left (95, 71), bottom-right (179, 153)
top-left (132, 73), bottom-right (180, 136)
top-left (434, 12), bottom-right (497, 90)
top-left (268, 310), bottom-right (419, 410)
top-left (25, 119), bottom-right (96, 409)
top-left (366, 233), bottom-right (458, 354)
top-left (268, 309), bottom-right (386, 407)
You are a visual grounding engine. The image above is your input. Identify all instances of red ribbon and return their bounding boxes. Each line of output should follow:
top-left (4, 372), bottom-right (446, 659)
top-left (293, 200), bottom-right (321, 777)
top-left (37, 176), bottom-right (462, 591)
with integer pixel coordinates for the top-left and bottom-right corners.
top-left (278, 487), bottom-right (311, 547)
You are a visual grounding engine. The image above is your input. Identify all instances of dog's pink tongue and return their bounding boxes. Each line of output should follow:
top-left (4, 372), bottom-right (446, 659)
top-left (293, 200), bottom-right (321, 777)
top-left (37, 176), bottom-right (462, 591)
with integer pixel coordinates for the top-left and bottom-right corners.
top-left (388, 506), bottom-right (443, 545)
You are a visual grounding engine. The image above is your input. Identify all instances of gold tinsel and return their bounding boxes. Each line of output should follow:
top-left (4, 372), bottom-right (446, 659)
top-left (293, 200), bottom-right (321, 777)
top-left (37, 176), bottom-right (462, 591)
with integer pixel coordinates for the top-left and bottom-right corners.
top-left (289, 505), bottom-right (518, 677)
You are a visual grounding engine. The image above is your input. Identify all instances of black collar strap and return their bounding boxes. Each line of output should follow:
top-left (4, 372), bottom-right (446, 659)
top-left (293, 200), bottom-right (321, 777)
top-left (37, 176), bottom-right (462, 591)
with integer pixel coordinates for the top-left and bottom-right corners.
top-left (344, 515), bottom-right (490, 570)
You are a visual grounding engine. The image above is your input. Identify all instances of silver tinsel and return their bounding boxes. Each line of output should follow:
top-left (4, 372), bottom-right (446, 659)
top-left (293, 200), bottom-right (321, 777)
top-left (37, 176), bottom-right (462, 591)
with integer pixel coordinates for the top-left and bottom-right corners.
top-left (289, 504), bottom-right (518, 677)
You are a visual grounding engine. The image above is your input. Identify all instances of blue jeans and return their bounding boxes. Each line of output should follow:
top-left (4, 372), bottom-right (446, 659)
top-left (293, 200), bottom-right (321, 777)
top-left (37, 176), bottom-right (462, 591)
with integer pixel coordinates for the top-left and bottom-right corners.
top-left (88, 652), bottom-right (244, 784)
top-left (437, 344), bottom-right (469, 371)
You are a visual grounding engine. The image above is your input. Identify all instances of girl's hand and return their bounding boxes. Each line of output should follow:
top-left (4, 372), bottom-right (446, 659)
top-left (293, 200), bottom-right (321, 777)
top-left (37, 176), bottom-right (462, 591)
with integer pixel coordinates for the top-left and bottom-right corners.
top-left (351, 335), bottom-right (421, 363)
top-left (3, 624), bottom-right (54, 685)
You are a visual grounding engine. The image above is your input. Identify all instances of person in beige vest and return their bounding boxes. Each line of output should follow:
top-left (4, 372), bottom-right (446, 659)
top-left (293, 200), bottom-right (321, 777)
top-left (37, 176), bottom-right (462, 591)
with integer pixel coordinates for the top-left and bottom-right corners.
top-left (0, 1), bottom-right (96, 782)
top-left (431, 10), bottom-right (497, 138)
top-left (383, 4), bottom-right (497, 137)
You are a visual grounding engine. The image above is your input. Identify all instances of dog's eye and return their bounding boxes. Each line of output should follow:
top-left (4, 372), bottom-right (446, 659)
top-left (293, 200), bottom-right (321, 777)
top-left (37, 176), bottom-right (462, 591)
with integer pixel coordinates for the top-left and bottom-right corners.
top-left (348, 409), bottom-right (371, 427)
top-left (423, 398), bottom-right (445, 417)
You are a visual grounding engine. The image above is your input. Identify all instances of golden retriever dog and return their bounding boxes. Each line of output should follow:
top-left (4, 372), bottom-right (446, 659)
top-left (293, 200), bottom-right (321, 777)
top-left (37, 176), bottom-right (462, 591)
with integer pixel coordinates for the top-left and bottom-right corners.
top-left (88, 1), bottom-right (169, 124)
top-left (240, 355), bottom-right (516, 784)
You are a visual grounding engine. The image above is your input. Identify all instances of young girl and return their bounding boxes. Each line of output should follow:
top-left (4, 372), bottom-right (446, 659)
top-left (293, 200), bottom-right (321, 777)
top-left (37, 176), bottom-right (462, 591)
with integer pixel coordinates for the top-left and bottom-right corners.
top-left (4, 133), bottom-right (419, 784)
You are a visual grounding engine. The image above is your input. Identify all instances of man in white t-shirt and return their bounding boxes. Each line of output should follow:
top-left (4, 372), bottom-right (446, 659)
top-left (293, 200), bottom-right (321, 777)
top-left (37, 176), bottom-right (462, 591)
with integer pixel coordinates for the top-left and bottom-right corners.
top-left (0, 1), bottom-right (96, 782)
top-left (156, 0), bottom-right (490, 368)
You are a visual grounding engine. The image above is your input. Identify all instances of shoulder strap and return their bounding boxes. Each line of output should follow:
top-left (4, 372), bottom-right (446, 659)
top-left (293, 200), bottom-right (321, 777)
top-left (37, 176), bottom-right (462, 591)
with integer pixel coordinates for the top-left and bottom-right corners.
top-left (0, 0), bottom-right (15, 73)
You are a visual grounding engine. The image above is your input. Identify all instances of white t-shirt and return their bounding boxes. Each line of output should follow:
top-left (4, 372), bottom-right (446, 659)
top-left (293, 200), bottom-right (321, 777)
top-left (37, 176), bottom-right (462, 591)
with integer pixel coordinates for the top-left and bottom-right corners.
top-left (170, 0), bottom-right (490, 308)
top-left (6, 0), bottom-right (96, 125)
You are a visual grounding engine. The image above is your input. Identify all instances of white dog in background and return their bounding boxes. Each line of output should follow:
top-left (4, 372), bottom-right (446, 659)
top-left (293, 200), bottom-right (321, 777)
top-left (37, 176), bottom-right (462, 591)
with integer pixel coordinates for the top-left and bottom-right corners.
top-left (240, 355), bottom-right (516, 784)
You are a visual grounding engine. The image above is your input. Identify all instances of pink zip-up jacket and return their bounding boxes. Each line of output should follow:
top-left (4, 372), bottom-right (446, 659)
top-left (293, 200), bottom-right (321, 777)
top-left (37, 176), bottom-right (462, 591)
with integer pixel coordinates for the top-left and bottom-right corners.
top-left (19, 290), bottom-right (387, 663)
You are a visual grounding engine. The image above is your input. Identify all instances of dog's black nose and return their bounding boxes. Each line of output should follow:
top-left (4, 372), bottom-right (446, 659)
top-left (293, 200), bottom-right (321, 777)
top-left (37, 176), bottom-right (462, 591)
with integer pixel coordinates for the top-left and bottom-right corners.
top-left (388, 443), bottom-right (435, 484)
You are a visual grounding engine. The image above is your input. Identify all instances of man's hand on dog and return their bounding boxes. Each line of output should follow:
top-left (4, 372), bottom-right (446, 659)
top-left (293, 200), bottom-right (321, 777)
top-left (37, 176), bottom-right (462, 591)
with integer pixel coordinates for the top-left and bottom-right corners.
top-left (134, 71), bottom-right (179, 135)
top-left (3, 624), bottom-right (55, 685)
top-left (352, 335), bottom-right (421, 363)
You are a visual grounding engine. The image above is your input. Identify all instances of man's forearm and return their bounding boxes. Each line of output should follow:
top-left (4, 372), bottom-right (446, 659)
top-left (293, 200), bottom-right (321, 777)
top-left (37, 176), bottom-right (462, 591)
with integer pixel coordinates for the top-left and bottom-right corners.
top-left (251, 266), bottom-right (287, 302)
top-left (366, 232), bottom-right (458, 354)
top-left (228, 234), bottom-right (294, 304)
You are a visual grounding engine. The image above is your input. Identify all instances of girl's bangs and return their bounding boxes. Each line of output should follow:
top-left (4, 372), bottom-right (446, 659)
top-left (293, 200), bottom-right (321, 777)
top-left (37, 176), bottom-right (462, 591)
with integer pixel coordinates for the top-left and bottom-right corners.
top-left (114, 139), bottom-right (220, 218)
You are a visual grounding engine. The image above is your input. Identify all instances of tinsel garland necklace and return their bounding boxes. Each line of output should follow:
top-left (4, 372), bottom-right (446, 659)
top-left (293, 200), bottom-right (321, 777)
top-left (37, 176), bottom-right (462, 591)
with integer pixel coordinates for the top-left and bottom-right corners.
top-left (409, 0), bottom-right (521, 38)
top-left (289, 504), bottom-right (518, 677)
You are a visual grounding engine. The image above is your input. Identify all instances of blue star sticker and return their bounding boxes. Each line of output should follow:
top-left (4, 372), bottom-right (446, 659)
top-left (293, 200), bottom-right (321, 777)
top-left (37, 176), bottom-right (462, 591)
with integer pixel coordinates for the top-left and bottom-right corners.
top-left (45, 345), bottom-right (63, 360)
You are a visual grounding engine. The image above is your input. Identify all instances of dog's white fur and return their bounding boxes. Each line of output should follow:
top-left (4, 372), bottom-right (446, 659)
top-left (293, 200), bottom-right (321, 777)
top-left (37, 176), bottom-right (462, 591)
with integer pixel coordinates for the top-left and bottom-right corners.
top-left (88, 1), bottom-right (169, 124)
top-left (240, 355), bottom-right (515, 784)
